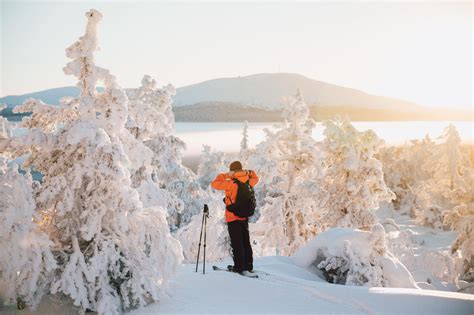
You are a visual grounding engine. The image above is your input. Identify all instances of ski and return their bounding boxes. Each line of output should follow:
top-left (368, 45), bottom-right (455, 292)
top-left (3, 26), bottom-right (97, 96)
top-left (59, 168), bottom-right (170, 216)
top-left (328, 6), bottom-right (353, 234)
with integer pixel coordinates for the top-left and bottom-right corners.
top-left (212, 265), bottom-right (259, 278)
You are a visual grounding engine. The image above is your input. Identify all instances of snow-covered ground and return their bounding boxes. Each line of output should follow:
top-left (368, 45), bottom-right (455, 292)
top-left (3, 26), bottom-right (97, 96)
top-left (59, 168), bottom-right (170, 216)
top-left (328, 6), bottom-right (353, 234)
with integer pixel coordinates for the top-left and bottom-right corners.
top-left (2, 213), bottom-right (472, 315)
top-left (2, 260), bottom-right (472, 315)
top-left (127, 210), bottom-right (472, 314)
top-left (129, 257), bottom-right (473, 315)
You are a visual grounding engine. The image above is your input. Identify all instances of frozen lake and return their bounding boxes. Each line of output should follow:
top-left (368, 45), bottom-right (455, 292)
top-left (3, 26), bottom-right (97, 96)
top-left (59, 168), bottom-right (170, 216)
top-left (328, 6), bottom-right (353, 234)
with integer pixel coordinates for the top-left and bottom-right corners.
top-left (175, 121), bottom-right (473, 156)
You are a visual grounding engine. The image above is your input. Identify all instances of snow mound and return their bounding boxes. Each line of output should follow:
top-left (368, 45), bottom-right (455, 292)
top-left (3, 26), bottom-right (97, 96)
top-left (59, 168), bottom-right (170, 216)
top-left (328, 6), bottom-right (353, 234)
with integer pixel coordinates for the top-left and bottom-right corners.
top-left (293, 224), bottom-right (418, 288)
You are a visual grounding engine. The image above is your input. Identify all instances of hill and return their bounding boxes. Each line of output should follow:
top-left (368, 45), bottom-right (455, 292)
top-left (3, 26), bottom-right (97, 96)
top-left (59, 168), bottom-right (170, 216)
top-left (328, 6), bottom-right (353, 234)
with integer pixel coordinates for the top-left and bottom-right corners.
top-left (0, 86), bottom-right (80, 107)
top-left (1, 73), bottom-right (471, 121)
top-left (172, 73), bottom-right (420, 110)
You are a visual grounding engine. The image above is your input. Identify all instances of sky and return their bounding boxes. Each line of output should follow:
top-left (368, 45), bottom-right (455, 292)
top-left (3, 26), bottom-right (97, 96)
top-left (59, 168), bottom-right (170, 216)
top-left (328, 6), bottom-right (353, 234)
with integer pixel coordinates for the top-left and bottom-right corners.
top-left (1, 0), bottom-right (472, 109)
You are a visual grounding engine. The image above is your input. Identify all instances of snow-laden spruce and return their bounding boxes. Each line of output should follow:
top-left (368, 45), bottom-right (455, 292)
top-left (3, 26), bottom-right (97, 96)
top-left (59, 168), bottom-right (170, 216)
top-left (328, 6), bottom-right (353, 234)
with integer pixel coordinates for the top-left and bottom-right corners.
top-left (415, 125), bottom-right (473, 229)
top-left (293, 224), bottom-right (418, 288)
top-left (318, 119), bottom-right (395, 230)
top-left (250, 90), bottom-right (322, 256)
top-left (1, 89), bottom-right (57, 311)
top-left (126, 75), bottom-right (176, 141)
top-left (0, 160), bottom-right (56, 309)
top-left (126, 75), bottom-right (209, 229)
top-left (239, 120), bottom-right (250, 160)
top-left (444, 204), bottom-right (474, 282)
top-left (197, 144), bottom-right (233, 191)
top-left (1, 9), bottom-right (181, 314)
top-left (378, 136), bottom-right (437, 218)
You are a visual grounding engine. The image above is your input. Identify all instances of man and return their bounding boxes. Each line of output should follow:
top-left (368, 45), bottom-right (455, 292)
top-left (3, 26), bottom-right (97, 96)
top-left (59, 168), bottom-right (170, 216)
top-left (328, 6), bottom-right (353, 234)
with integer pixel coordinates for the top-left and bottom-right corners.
top-left (211, 161), bottom-right (259, 276)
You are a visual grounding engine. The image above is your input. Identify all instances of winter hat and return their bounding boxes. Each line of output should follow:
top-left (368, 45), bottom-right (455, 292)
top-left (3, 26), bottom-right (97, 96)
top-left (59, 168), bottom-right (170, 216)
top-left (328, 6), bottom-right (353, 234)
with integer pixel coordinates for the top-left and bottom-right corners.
top-left (229, 161), bottom-right (243, 171)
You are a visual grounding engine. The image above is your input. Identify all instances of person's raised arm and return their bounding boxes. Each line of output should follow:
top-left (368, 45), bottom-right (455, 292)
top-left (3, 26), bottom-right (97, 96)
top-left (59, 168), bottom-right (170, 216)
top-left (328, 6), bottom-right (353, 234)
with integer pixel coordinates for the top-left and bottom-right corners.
top-left (248, 170), bottom-right (259, 187)
top-left (211, 173), bottom-right (235, 191)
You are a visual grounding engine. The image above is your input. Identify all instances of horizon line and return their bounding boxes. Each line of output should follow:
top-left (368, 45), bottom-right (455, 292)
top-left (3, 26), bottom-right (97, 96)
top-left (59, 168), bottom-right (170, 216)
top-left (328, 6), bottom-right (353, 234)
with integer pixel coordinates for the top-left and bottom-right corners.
top-left (1, 72), bottom-right (473, 111)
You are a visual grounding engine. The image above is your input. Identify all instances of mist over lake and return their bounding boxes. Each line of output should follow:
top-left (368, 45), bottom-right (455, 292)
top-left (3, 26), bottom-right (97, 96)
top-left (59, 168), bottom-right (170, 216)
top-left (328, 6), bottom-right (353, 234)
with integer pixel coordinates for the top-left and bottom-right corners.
top-left (176, 121), bottom-right (473, 157)
top-left (11, 121), bottom-right (472, 159)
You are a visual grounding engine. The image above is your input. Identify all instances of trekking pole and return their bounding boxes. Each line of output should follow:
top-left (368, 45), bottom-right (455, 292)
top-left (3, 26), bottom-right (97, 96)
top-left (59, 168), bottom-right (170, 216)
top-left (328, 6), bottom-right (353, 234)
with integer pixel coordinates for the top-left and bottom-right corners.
top-left (195, 204), bottom-right (209, 273)
top-left (195, 206), bottom-right (205, 272)
top-left (203, 204), bottom-right (209, 274)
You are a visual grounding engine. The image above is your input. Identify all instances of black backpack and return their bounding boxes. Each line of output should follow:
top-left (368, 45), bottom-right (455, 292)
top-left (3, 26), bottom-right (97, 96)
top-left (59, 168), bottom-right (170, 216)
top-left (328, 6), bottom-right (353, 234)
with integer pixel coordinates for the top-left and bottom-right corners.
top-left (226, 179), bottom-right (256, 218)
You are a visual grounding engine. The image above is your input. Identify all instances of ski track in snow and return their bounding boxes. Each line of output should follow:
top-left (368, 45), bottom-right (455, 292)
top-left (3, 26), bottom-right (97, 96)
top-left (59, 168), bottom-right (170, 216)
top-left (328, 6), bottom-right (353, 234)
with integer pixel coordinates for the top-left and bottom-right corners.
top-left (255, 268), bottom-right (376, 314)
top-left (256, 270), bottom-right (378, 315)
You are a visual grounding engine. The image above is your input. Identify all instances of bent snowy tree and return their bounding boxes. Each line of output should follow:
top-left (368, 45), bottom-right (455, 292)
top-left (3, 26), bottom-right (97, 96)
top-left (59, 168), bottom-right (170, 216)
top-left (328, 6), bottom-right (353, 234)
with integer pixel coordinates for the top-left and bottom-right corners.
top-left (1, 9), bottom-right (181, 314)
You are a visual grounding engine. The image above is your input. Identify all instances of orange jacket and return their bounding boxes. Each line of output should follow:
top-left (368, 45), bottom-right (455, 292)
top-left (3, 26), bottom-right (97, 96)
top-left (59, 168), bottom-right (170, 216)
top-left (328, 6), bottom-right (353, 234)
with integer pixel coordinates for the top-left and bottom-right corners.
top-left (211, 170), bottom-right (259, 222)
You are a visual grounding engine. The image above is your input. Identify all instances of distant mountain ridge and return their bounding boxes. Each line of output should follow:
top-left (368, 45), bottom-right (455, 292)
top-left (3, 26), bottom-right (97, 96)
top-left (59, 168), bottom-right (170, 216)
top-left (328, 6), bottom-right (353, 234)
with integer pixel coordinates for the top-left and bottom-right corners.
top-left (173, 73), bottom-right (420, 110)
top-left (0, 86), bottom-right (104, 107)
top-left (0, 73), bottom-right (418, 109)
top-left (1, 73), bottom-right (471, 121)
top-left (1, 86), bottom-right (80, 107)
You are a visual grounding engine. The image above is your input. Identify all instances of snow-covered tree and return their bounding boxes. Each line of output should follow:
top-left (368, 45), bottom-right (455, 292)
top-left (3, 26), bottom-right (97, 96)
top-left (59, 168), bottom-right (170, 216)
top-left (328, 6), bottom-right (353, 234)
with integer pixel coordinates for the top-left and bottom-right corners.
top-left (378, 135), bottom-right (435, 217)
top-left (126, 76), bottom-right (209, 229)
top-left (197, 145), bottom-right (232, 191)
top-left (383, 125), bottom-right (474, 229)
top-left (147, 134), bottom-right (210, 228)
top-left (0, 160), bottom-right (56, 309)
top-left (241, 120), bottom-right (249, 150)
top-left (1, 77), bottom-right (57, 313)
top-left (404, 135), bottom-right (436, 183)
top-left (430, 126), bottom-right (474, 277)
top-left (251, 90), bottom-right (322, 256)
top-left (246, 127), bottom-right (283, 208)
top-left (1, 10), bottom-right (181, 314)
top-left (126, 75), bottom-right (176, 141)
top-left (444, 204), bottom-right (474, 281)
top-left (318, 119), bottom-right (394, 230)
top-left (240, 120), bottom-right (249, 152)
top-left (429, 124), bottom-right (473, 206)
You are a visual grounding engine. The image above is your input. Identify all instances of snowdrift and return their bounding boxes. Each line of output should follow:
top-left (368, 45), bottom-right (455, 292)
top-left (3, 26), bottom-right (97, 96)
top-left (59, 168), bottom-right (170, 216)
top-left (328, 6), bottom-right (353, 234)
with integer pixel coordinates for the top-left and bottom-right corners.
top-left (293, 224), bottom-right (418, 288)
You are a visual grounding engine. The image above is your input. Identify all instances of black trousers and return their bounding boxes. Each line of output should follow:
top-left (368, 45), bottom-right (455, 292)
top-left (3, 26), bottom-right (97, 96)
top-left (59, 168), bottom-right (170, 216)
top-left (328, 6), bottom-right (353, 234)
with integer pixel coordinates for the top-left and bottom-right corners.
top-left (227, 219), bottom-right (253, 272)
